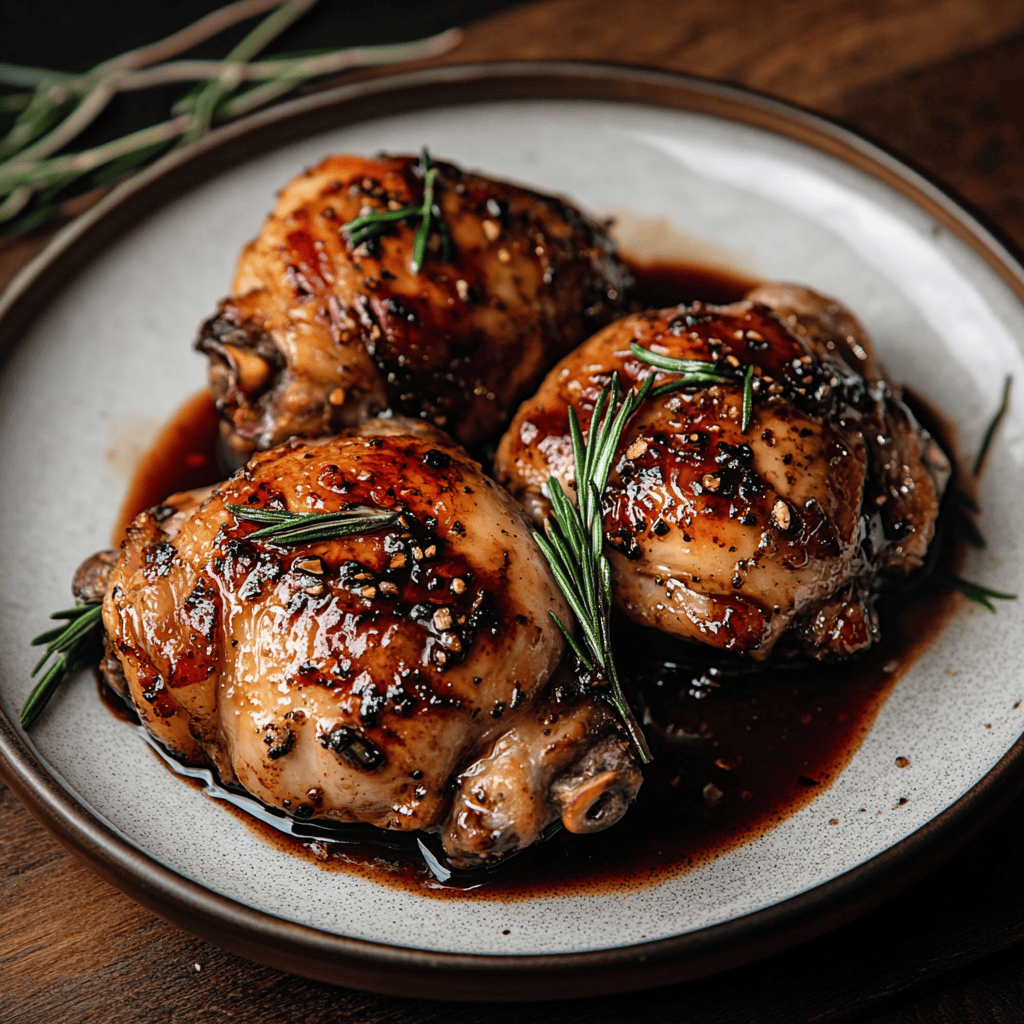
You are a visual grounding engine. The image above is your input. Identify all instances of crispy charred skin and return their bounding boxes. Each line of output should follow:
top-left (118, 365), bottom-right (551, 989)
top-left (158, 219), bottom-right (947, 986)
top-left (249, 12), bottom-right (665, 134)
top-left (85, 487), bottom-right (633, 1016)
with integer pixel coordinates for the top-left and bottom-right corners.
top-left (196, 153), bottom-right (630, 463)
top-left (495, 283), bottom-right (950, 660)
top-left (96, 418), bottom-right (641, 867)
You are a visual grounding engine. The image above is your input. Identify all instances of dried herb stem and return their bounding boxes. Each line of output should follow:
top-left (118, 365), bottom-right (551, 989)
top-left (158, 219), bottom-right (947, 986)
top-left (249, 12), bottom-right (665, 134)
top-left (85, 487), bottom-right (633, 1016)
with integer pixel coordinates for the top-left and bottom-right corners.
top-left (178, 0), bottom-right (319, 145)
top-left (0, 1), bottom-right (463, 236)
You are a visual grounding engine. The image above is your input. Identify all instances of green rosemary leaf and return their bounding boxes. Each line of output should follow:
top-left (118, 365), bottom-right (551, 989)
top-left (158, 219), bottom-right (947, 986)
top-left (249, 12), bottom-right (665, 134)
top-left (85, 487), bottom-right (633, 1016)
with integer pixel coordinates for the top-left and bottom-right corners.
top-left (30, 624), bottom-right (69, 646)
top-left (632, 339), bottom-right (757, 423)
top-left (950, 577), bottom-right (1018, 613)
top-left (340, 150), bottom-right (449, 274)
top-left (411, 166), bottom-right (437, 272)
top-left (629, 342), bottom-right (719, 376)
top-left (22, 600), bottom-right (104, 728)
top-left (535, 374), bottom-right (654, 764)
top-left (548, 612), bottom-right (594, 673)
top-left (546, 485), bottom-right (585, 568)
top-left (224, 505), bottom-right (291, 524)
top-left (580, 381), bottom-right (610, 481)
top-left (38, 605), bottom-right (90, 623)
top-left (226, 503), bottom-right (398, 543)
top-left (600, 552), bottom-right (613, 607)
top-left (345, 204), bottom-right (416, 237)
top-left (973, 375), bottom-right (1012, 476)
top-left (21, 661), bottom-right (65, 729)
top-left (649, 374), bottom-right (725, 399)
top-left (741, 363), bottom-right (755, 432)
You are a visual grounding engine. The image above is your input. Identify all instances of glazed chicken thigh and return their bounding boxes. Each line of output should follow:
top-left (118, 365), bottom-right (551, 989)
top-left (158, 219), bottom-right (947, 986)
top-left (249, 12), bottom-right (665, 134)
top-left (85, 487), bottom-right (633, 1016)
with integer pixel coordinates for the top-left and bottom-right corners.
top-left (496, 283), bottom-right (950, 660)
top-left (89, 419), bottom-right (641, 868)
top-left (197, 153), bottom-right (630, 464)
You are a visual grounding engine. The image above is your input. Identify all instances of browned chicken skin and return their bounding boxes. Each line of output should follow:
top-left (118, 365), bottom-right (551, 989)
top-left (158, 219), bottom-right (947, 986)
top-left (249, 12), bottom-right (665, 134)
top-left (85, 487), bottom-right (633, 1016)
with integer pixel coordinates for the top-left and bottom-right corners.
top-left (197, 153), bottom-right (630, 464)
top-left (495, 283), bottom-right (950, 660)
top-left (92, 419), bottom-right (641, 868)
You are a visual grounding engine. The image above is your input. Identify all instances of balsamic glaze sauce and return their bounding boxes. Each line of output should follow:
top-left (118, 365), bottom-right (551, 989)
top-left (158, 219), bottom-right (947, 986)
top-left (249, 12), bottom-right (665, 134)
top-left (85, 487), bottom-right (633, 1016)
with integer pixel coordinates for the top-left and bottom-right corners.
top-left (106, 259), bottom-right (965, 900)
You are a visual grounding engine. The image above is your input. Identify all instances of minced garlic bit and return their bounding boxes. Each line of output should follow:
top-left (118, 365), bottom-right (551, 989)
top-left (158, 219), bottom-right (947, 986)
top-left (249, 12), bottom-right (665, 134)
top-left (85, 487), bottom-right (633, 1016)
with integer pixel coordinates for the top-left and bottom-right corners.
top-left (625, 438), bottom-right (648, 460)
top-left (771, 499), bottom-right (792, 530)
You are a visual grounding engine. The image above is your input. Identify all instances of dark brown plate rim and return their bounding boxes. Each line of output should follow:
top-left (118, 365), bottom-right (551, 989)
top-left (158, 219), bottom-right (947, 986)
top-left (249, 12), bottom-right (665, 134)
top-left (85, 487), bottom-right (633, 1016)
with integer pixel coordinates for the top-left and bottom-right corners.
top-left (2, 61), bottom-right (1023, 1002)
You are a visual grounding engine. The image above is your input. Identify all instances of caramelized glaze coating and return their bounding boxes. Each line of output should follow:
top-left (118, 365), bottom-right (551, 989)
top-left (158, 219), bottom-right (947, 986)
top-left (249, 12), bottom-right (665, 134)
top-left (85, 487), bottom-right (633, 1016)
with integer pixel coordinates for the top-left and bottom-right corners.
top-left (98, 418), bottom-right (641, 867)
top-left (197, 153), bottom-right (630, 462)
top-left (495, 283), bottom-right (950, 660)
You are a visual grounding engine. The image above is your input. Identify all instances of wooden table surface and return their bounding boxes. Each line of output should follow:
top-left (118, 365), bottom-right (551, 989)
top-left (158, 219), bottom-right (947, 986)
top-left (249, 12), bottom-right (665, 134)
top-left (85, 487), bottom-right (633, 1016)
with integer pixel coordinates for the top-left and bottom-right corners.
top-left (3, 1), bottom-right (1024, 1020)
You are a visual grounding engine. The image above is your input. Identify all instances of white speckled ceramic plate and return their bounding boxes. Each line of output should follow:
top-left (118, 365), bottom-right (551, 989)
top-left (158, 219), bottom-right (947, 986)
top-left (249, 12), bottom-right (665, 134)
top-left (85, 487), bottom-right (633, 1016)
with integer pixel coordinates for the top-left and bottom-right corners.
top-left (2, 64), bottom-right (1024, 1000)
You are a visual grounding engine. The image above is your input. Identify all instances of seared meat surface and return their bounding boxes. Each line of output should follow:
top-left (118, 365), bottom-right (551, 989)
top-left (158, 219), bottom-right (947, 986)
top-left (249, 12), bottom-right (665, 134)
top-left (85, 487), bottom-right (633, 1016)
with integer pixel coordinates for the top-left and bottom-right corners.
top-left (197, 153), bottom-right (630, 464)
top-left (495, 283), bottom-right (950, 660)
top-left (95, 418), bottom-right (641, 867)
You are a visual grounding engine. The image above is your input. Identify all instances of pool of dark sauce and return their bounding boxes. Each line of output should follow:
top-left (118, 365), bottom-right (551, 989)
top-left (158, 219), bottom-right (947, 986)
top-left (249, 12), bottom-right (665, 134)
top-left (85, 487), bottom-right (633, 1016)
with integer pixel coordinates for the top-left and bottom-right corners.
top-left (105, 257), bottom-right (968, 901)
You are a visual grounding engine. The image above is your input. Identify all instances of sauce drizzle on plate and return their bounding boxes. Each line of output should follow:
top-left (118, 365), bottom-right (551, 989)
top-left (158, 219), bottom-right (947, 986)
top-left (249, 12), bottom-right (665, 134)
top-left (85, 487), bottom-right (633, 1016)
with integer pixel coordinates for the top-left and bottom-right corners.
top-left (107, 258), bottom-right (964, 901)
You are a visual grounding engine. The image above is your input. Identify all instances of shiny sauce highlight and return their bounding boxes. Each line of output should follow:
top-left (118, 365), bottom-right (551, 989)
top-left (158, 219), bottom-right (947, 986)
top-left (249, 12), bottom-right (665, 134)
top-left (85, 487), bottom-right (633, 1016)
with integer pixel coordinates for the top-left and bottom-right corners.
top-left (111, 258), bottom-right (964, 901)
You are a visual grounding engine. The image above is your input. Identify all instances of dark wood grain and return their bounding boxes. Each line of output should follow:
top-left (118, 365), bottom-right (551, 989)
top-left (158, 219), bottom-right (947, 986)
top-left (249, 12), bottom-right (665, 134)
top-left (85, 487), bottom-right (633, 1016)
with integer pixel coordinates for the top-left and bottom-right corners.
top-left (838, 29), bottom-right (1024, 246)
top-left (3, 1), bottom-right (1024, 1022)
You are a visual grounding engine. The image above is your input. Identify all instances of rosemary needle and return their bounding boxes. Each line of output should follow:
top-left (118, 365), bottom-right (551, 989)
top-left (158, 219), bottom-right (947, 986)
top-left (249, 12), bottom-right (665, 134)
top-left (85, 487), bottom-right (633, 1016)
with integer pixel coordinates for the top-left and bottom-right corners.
top-left (951, 375), bottom-right (1017, 608)
top-left (972, 375), bottom-right (1012, 476)
top-left (226, 503), bottom-right (398, 544)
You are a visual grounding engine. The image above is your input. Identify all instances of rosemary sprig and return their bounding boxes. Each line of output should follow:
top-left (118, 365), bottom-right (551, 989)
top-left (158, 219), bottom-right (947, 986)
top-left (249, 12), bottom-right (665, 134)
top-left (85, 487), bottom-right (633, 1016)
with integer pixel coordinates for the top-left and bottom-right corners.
top-left (227, 503), bottom-right (398, 544)
top-left (948, 578), bottom-right (1018, 613)
top-left (341, 149), bottom-right (451, 271)
top-left (22, 600), bottom-right (105, 728)
top-left (949, 375), bottom-right (1017, 608)
top-left (533, 373), bottom-right (655, 764)
top-left (0, 1), bottom-right (463, 238)
top-left (630, 341), bottom-right (756, 431)
top-left (973, 375), bottom-right (1012, 476)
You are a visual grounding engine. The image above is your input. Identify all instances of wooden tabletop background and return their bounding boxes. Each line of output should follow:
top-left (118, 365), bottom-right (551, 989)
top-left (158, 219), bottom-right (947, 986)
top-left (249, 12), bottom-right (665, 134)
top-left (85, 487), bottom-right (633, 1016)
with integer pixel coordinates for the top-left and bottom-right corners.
top-left (3, 1), bottom-right (1024, 1020)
